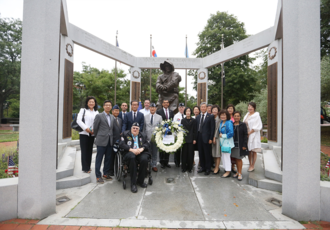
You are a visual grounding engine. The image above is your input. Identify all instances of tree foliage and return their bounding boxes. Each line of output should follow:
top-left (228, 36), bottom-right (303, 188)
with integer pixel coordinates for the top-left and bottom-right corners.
top-left (73, 64), bottom-right (129, 113)
top-left (0, 18), bottom-right (22, 121)
top-left (321, 56), bottom-right (330, 101)
top-left (191, 12), bottom-right (256, 107)
top-left (321, 0), bottom-right (330, 58)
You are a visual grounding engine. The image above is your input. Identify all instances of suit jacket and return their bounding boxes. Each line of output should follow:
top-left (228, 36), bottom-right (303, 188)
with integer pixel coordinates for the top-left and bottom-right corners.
top-left (113, 116), bottom-right (122, 144)
top-left (93, 112), bottom-right (115, 146)
top-left (195, 113), bottom-right (215, 144)
top-left (143, 113), bottom-right (162, 141)
top-left (181, 118), bottom-right (197, 143)
top-left (122, 111), bottom-right (144, 133)
top-left (119, 130), bottom-right (150, 156)
top-left (118, 111), bottom-right (127, 121)
top-left (156, 108), bottom-right (174, 121)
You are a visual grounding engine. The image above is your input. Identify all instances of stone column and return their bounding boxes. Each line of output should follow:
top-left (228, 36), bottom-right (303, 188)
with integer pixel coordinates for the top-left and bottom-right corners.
top-left (18, 0), bottom-right (61, 219)
top-left (282, 0), bottom-right (320, 220)
top-left (197, 69), bottom-right (208, 105)
top-left (129, 67), bottom-right (141, 111)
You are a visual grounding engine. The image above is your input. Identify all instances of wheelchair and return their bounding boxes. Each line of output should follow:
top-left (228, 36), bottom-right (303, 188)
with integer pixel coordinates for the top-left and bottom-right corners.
top-left (113, 142), bottom-right (153, 190)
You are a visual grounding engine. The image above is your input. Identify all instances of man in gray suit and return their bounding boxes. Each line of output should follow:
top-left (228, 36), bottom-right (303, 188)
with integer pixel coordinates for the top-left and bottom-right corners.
top-left (144, 103), bottom-right (162, 172)
top-left (93, 100), bottom-right (115, 184)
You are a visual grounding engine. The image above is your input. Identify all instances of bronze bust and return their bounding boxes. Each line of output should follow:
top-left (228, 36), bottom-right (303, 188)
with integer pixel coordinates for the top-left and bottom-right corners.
top-left (156, 61), bottom-right (182, 111)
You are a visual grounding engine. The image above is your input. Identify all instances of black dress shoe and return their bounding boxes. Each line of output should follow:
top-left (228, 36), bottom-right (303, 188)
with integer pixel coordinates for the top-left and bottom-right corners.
top-left (160, 164), bottom-right (165, 169)
top-left (182, 169), bottom-right (186, 173)
top-left (165, 164), bottom-right (171, 168)
top-left (109, 171), bottom-right (114, 176)
top-left (138, 182), bottom-right (148, 188)
top-left (188, 170), bottom-right (192, 173)
top-left (176, 164), bottom-right (180, 167)
top-left (204, 170), bottom-right (210, 175)
top-left (131, 184), bottom-right (138, 193)
top-left (197, 168), bottom-right (205, 173)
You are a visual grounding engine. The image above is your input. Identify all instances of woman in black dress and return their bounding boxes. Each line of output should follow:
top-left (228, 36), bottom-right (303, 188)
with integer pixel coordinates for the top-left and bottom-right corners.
top-left (181, 107), bottom-right (197, 173)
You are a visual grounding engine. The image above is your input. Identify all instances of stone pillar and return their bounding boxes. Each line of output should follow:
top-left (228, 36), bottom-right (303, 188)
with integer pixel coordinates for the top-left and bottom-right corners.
top-left (197, 69), bottom-right (208, 105)
top-left (18, 0), bottom-right (61, 219)
top-left (282, 0), bottom-right (320, 220)
top-left (130, 67), bottom-right (141, 111)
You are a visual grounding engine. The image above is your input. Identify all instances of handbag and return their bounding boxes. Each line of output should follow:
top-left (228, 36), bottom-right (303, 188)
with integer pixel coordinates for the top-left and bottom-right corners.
top-left (71, 109), bottom-right (85, 132)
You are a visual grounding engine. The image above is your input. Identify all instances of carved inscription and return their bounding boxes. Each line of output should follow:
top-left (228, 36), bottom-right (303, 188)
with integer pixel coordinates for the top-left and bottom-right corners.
top-left (63, 59), bottom-right (74, 139)
top-left (197, 83), bottom-right (207, 105)
top-left (267, 63), bottom-right (278, 142)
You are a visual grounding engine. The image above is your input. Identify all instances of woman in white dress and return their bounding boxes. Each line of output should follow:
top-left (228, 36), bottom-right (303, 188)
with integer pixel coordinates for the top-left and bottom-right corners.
top-left (243, 102), bottom-right (262, 172)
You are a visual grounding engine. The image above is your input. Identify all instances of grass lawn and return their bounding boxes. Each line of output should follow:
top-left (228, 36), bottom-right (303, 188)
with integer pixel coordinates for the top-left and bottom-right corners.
top-left (0, 131), bottom-right (19, 143)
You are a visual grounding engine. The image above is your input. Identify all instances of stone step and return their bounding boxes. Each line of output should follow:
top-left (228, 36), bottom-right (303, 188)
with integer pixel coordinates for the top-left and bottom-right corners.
top-left (248, 153), bottom-right (282, 192)
top-left (263, 149), bottom-right (282, 182)
top-left (56, 174), bottom-right (91, 190)
top-left (56, 147), bottom-right (76, 180)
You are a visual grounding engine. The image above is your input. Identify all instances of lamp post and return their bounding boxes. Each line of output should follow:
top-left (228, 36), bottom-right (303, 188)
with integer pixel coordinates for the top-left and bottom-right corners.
top-left (221, 34), bottom-right (224, 109)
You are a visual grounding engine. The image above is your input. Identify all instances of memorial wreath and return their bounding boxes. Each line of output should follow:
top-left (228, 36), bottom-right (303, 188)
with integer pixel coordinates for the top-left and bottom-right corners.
top-left (152, 119), bottom-right (188, 153)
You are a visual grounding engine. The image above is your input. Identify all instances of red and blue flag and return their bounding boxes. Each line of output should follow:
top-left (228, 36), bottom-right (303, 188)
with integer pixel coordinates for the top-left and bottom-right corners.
top-left (152, 46), bottom-right (157, 57)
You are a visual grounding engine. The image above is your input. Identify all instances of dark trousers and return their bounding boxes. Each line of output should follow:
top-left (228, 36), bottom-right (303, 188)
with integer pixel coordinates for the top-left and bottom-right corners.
top-left (95, 139), bottom-right (113, 178)
top-left (79, 134), bottom-right (95, 171)
top-left (124, 152), bottom-right (149, 185)
top-left (174, 149), bottom-right (181, 166)
top-left (182, 143), bottom-right (194, 171)
top-left (197, 133), bottom-right (212, 171)
top-left (159, 151), bottom-right (170, 166)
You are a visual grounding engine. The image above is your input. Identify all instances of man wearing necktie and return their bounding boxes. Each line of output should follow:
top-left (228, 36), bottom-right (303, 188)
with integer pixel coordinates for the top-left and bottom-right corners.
top-left (156, 99), bottom-right (174, 168)
top-left (195, 102), bottom-right (215, 175)
top-left (144, 103), bottom-right (162, 172)
top-left (173, 103), bottom-right (186, 167)
top-left (110, 105), bottom-right (122, 176)
top-left (122, 100), bottom-right (144, 133)
top-left (118, 102), bottom-right (128, 122)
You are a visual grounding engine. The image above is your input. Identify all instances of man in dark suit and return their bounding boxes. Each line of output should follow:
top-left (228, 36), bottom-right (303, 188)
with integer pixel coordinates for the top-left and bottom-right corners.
top-left (108, 105), bottom-right (122, 176)
top-left (119, 122), bottom-right (150, 193)
top-left (122, 100), bottom-right (144, 133)
top-left (156, 99), bottom-right (174, 168)
top-left (195, 102), bottom-right (215, 175)
top-left (118, 102), bottom-right (128, 121)
top-left (93, 100), bottom-right (115, 183)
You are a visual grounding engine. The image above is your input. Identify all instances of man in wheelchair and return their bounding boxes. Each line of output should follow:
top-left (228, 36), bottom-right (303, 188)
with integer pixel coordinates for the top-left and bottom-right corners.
top-left (119, 122), bottom-right (150, 193)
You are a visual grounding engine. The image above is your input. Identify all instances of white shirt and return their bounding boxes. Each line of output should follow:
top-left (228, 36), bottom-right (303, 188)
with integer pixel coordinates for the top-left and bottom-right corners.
top-left (104, 111), bottom-right (111, 127)
top-left (140, 108), bottom-right (150, 116)
top-left (77, 108), bottom-right (99, 136)
top-left (121, 111), bottom-right (127, 121)
top-left (173, 112), bottom-right (185, 124)
top-left (132, 110), bottom-right (138, 120)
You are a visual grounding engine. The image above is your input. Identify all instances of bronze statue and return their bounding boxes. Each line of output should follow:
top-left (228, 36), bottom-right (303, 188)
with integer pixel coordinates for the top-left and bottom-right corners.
top-left (156, 61), bottom-right (182, 111)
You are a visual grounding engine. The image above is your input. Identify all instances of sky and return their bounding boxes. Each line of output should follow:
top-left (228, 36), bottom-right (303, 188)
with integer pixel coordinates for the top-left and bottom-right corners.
top-left (0, 0), bottom-right (278, 99)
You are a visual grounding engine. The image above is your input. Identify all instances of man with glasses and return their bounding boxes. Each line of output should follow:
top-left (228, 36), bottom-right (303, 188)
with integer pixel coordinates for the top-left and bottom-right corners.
top-left (119, 122), bottom-right (150, 193)
top-left (122, 100), bottom-right (144, 133)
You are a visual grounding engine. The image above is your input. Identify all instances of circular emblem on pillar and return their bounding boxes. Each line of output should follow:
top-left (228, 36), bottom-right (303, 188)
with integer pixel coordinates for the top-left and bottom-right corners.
top-left (132, 70), bottom-right (140, 79)
top-left (198, 71), bottom-right (206, 80)
top-left (66, 43), bottom-right (73, 57)
top-left (268, 47), bottom-right (277, 60)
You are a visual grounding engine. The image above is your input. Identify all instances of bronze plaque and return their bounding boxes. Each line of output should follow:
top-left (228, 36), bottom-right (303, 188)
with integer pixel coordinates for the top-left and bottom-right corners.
top-left (63, 59), bottom-right (74, 139)
top-left (197, 83), bottom-right (207, 105)
top-left (267, 63), bottom-right (277, 142)
top-left (131, 81), bottom-right (140, 101)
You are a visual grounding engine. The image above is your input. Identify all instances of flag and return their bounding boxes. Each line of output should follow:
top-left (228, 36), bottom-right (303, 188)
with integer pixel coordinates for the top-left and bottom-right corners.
top-left (222, 63), bottom-right (225, 87)
top-left (138, 100), bottom-right (143, 111)
top-left (326, 158), bottom-right (330, 177)
top-left (116, 30), bottom-right (119, 47)
top-left (185, 43), bottom-right (189, 58)
top-left (152, 46), bottom-right (157, 57)
top-left (6, 156), bottom-right (18, 177)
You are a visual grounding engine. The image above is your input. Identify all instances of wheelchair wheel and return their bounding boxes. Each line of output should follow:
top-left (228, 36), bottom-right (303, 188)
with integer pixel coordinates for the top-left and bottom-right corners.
top-left (114, 152), bottom-right (122, 181)
top-left (148, 177), bottom-right (153, 185)
top-left (123, 180), bottom-right (126, 189)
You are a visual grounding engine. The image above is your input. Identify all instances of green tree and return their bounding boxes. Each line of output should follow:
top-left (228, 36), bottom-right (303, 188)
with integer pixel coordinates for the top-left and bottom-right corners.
top-left (140, 69), bottom-right (163, 104)
top-left (0, 18), bottom-right (22, 121)
top-left (321, 56), bottom-right (330, 101)
top-left (191, 12), bottom-right (256, 107)
top-left (321, 0), bottom-right (330, 58)
top-left (72, 64), bottom-right (128, 113)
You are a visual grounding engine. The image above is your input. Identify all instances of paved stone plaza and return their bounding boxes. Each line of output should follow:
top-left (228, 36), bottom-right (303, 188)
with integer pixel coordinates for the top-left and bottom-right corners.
top-left (37, 152), bottom-right (304, 229)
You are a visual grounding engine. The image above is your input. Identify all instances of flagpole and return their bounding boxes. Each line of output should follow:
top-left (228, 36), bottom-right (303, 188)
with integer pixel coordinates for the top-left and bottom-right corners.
top-left (114, 31), bottom-right (118, 105)
top-left (185, 35), bottom-right (187, 106)
top-left (221, 34), bottom-right (224, 109)
top-left (150, 34), bottom-right (152, 101)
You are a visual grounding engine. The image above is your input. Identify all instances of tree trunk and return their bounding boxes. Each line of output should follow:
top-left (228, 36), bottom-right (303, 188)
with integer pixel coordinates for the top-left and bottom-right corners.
top-left (0, 99), bottom-right (4, 124)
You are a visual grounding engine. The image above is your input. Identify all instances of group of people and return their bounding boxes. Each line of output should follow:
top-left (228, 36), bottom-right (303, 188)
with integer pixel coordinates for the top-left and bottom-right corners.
top-left (76, 97), bottom-right (263, 193)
